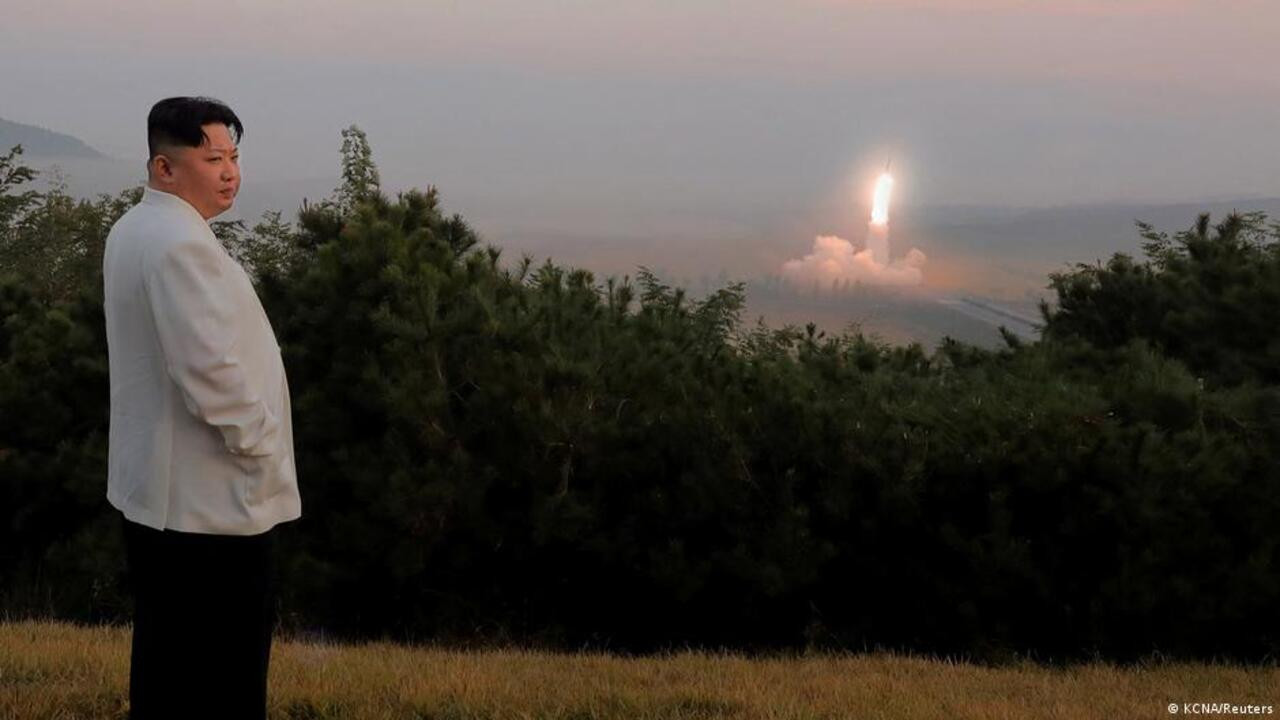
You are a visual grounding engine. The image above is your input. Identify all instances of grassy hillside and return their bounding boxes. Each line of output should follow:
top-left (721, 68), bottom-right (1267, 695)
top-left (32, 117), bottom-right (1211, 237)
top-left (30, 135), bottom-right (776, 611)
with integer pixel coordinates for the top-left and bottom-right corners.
top-left (2, 620), bottom-right (1276, 719)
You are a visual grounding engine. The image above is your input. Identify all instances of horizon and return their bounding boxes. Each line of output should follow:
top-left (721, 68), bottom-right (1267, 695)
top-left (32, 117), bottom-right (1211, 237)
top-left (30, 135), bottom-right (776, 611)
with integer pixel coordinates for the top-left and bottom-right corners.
top-left (3, 1), bottom-right (1277, 210)
top-left (6, 0), bottom-right (1278, 346)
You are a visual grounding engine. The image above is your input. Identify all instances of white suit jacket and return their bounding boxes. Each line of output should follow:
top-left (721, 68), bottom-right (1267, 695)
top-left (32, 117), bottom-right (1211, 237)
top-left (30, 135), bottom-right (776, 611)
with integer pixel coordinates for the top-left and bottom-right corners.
top-left (103, 186), bottom-right (301, 535)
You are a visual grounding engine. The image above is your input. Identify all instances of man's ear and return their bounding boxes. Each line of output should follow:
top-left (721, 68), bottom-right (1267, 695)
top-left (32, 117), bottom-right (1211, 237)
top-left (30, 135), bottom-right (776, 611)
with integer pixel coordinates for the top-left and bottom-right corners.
top-left (150, 153), bottom-right (175, 182)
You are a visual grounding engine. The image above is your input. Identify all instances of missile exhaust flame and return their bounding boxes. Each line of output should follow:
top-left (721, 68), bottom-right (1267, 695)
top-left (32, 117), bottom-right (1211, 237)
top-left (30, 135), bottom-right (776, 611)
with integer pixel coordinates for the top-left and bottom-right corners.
top-left (870, 171), bottom-right (894, 226)
top-left (779, 159), bottom-right (926, 289)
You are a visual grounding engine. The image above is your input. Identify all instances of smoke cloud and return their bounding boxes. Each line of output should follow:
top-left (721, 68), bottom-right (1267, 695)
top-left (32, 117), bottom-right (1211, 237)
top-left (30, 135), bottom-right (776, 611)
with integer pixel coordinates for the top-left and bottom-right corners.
top-left (781, 234), bottom-right (927, 289)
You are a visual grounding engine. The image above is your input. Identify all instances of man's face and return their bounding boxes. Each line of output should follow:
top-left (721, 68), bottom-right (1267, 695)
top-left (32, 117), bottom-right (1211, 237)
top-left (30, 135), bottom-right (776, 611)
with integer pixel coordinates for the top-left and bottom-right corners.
top-left (149, 123), bottom-right (240, 220)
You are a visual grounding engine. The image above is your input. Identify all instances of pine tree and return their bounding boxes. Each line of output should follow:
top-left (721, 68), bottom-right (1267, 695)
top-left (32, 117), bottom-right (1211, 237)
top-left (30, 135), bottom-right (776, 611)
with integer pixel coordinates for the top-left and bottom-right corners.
top-left (336, 125), bottom-right (380, 214)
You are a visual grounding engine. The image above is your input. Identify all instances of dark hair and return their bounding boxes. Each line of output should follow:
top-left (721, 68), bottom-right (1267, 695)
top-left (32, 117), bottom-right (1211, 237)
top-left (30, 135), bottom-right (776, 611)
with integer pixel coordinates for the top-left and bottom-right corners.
top-left (147, 96), bottom-right (243, 159)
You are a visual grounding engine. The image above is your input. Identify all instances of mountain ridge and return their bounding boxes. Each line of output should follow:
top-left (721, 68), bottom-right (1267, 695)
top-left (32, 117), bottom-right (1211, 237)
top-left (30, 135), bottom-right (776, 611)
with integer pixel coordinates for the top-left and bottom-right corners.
top-left (0, 117), bottom-right (105, 158)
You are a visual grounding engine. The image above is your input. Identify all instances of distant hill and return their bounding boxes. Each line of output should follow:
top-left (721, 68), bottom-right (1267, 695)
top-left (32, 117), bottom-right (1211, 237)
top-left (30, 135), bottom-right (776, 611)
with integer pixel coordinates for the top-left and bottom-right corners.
top-left (0, 117), bottom-right (104, 158)
top-left (902, 198), bottom-right (1280, 261)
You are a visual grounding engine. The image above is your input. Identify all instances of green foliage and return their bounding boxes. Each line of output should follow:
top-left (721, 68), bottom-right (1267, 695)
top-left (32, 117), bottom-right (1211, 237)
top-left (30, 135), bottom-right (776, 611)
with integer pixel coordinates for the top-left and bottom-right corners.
top-left (1, 135), bottom-right (1277, 663)
top-left (211, 210), bottom-right (305, 288)
top-left (0, 145), bottom-right (40, 238)
top-left (1043, 211), bottom-right (1280, 387)
top-left (336, 125), bottom-right (380, 215)
top-left (0, 272), bottom-right (115, 619)
top-left (0, 148), bottom-right (140, 303)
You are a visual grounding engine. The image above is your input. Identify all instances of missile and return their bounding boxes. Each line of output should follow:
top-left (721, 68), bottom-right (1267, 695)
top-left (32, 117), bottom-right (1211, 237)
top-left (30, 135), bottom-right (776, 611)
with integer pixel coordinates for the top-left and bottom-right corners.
top-left (871, 165), bottom-right (894, 227)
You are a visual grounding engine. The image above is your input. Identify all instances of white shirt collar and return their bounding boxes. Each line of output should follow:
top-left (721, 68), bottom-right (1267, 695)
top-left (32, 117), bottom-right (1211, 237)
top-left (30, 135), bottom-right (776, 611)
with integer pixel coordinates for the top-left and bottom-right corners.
top-left (142, 186), bottom-right (208, 223)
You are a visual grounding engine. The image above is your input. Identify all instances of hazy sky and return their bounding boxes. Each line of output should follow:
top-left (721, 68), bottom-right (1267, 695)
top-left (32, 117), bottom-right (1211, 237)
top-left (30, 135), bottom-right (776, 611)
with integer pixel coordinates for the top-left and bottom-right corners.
top-left (3, 0), bottom-right (1278, 237)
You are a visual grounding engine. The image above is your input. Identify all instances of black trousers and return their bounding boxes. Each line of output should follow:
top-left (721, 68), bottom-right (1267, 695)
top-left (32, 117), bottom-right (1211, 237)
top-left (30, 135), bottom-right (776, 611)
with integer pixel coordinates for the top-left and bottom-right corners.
top-left (120, 514), bottom-right (278, 720)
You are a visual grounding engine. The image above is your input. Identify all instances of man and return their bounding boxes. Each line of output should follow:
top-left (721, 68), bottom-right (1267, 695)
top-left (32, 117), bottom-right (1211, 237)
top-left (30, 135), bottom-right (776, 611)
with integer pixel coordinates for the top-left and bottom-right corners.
top-left (103, 96), bottom-right (301, 720)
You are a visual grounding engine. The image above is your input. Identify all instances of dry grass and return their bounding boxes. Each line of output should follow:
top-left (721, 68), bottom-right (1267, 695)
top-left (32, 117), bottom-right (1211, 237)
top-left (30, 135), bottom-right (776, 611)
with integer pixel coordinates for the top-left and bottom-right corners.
top-left (2, 619), bottom-right (1276, 719)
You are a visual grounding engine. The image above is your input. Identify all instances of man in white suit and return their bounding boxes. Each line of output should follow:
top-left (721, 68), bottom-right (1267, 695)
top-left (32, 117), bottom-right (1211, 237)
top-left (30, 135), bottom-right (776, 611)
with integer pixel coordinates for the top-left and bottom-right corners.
top-left (103, 96), bottom-right (301, 720)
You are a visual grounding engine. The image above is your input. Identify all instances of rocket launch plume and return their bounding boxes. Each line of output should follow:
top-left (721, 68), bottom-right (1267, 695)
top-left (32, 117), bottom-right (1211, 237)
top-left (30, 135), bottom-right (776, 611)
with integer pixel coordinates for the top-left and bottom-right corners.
top-left (781, 166), bottom-right (926, 289)
top-left (866, 171), bottom-right (894, 267)
top-left (870, 171), bottom-right (893, 226)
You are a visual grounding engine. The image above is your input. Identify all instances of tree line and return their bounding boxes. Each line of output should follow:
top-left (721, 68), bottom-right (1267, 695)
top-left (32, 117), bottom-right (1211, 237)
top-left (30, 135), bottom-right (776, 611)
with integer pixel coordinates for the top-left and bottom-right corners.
top-left (1, 131), bottom-right (1277, 663)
